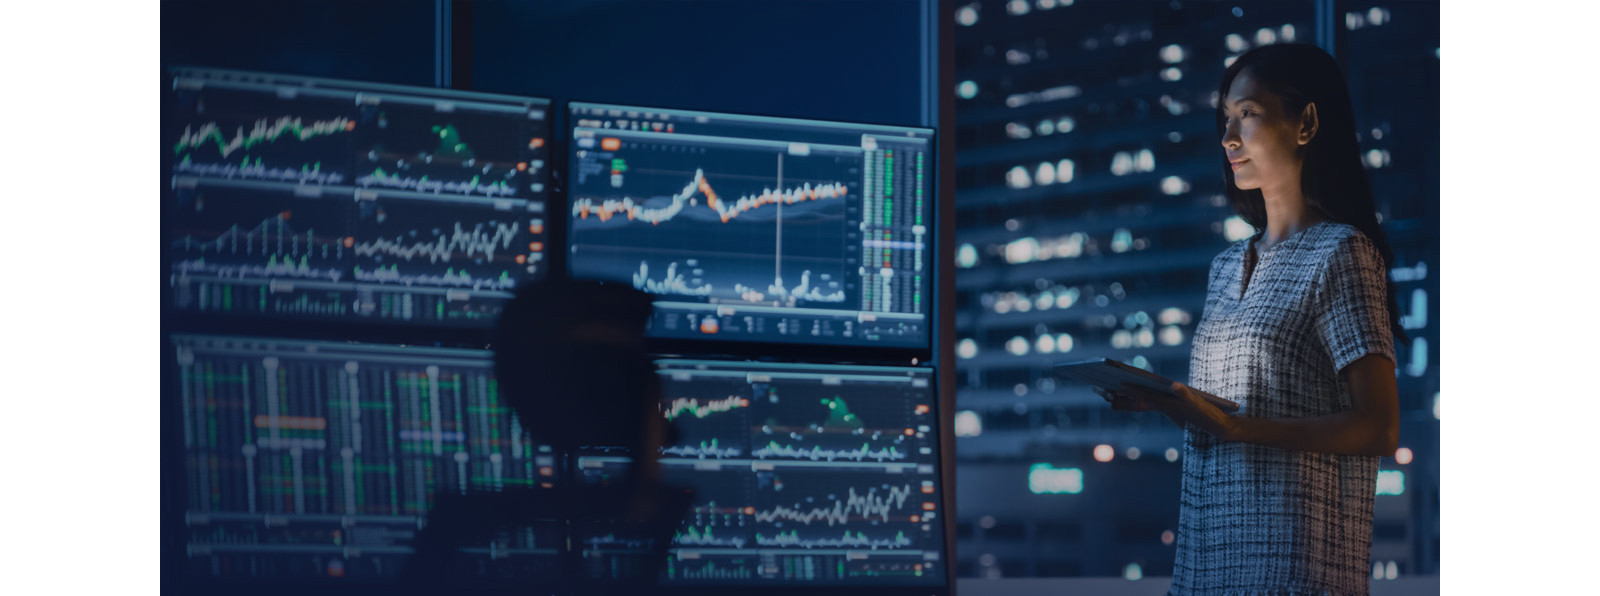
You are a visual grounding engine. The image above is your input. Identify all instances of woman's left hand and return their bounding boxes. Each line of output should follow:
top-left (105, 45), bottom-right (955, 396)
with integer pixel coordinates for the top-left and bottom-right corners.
top-left (1118, 382), bottom-right (1238, 440)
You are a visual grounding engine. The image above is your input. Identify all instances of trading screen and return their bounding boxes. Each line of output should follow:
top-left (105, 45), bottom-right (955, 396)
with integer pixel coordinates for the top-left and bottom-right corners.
top-left (580, 360), bottom-right (945, 585)
top-left (173, 334), bottom-right (557, 580)
top-left (167, 68), bottom-right (551, 326)
top-left (567, 103), bottom-right (934, 348)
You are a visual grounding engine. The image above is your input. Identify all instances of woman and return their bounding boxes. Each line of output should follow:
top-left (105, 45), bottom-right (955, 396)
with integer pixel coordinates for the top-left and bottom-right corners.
top-left (1101, 43), bottom-right (1404, 594)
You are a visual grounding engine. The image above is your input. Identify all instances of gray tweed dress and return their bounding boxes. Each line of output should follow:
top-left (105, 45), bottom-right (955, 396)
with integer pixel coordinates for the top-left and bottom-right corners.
top-left (1169, 222), bottom-right (1396, 595)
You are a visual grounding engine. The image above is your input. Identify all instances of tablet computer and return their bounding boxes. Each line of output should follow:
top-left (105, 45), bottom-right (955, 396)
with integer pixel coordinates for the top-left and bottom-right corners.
top-left (1053, 358), bottom-right (1240, 412)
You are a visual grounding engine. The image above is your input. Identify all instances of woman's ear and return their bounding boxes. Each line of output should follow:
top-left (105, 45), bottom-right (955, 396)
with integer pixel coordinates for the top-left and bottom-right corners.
top-left (1298, 102), bottom-right (1320, 145)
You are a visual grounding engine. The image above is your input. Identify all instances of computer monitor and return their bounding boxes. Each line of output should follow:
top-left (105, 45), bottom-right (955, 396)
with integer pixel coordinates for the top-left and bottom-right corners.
top-left (171, 334), bottom-right (557, 581)
top-left (580, 359), bottom-right (946, 586)
top-left (566, 102), bottom-right (935, 348)
top-left (167, 68), bottom-right (552, 327)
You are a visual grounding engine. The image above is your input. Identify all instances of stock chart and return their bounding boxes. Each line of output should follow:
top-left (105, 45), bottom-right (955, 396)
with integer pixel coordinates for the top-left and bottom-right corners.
top-left (173, 334), bottom-right (557, 580)
top-left (166, 68), bottom-right (551, 326)
top-left (581, 360), bottom-right (945, 585)
top-left (567, 103), bottom-right (934, 348)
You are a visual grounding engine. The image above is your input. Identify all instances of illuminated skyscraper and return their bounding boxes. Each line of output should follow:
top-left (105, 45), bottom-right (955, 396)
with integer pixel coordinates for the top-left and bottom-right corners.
top-left (949, 0), bottom-right (1438, 579)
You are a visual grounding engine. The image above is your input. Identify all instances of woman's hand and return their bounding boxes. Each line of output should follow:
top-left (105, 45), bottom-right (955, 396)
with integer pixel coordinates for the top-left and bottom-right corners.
top-left (1094, 385), bottom-right (1184, 428)
top-left (1097, 382), bottom-right (1238, 440)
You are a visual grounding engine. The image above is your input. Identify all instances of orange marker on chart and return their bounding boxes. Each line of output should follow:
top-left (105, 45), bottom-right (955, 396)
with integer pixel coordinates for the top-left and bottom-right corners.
top-left (700, 318), bottom-right (720, 334)
top-left (528, 137), bottom-right (545, 149)
top-left (528, 242), bottom-right (544, 252)
top-left (601, 137), bottom-right (621, 151)
top-left (516, 162), bottom-right (528, 171)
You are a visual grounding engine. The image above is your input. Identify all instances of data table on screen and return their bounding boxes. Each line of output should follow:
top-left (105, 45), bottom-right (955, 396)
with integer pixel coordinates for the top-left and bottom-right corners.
top-left (172, 334), bottom-right (559, 580)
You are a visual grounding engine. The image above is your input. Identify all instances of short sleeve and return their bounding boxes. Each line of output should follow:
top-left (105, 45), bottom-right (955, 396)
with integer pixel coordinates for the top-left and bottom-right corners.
top-left (1314, 232), bottom-right (1397, 372)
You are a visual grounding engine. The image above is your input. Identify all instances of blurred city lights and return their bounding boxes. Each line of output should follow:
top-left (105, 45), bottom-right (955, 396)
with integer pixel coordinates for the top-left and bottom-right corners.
top-left (1093, 444), bottom-right (1115, 462)
top-left (1028, 464), bottom-right (1083, 494)
top-left (1376, 470), bottom-right (1405, 496)
top-left (955, 410), bottom-right (983, 437)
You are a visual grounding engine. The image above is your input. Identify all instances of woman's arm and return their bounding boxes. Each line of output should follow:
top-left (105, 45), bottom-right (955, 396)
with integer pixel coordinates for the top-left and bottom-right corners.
top-left (1110, 353), bottom-right (1398, 457)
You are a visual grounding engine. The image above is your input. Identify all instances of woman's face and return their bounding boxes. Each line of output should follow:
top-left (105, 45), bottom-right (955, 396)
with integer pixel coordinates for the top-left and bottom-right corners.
top-left (1220, 68), bottom-right (1312, 195)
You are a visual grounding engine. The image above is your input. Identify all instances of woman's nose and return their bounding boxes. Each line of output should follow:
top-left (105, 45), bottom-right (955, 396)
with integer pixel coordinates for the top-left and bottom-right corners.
top-left (1220, 124), bottom-right (1241, 150)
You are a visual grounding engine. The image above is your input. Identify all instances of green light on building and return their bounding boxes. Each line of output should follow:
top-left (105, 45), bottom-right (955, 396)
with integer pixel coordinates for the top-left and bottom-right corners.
top-left (1028, 463), bottom-right (1083, 494)
top-left (1376, 470), bottom-right (1405, 496)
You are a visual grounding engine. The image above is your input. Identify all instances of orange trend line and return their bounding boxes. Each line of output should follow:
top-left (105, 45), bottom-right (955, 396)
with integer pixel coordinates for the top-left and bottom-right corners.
top-left (575, 169), bottom-right (847, 225)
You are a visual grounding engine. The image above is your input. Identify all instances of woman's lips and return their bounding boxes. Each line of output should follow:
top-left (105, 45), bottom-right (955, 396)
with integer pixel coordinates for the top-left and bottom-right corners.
top-left (1229, 158), bottom-right (1249, 170)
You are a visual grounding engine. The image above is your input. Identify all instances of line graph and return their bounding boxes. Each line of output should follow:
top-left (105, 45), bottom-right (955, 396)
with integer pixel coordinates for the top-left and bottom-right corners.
top-left (352, 264), bottom-right (516, 291)
top-left (355, 167), bottom-right (517, 197)
top-left (755, 529), bottom-right (912, 549)
top-left (353, 220), bottom-right (521, 264)
top-left (351, 198), bottom-right (541, 297)
top-left (733, 269), bottom-right (846, 304)
top-left (644, 359), bottom-right (942, 584)
top-left (167, 88), bottom-right (361, 189)
top-left (675, 525), bottom-right (748, 549)
top-left (173, 158), bottom-right (346, 186)
top-left (568, 138), bottom-right (857, 318)
top-left (167, 183), bottom-right (538, 324)
top-left (659, 439), bottom-right (743, 459)
top-left (174, 116), bottom-right (355, 159)
top-left (171, 211), bottom-right (347, 282)
top-left (632, 261), bottom-right (713, 296)
top-left (573, 168), bottom-right (847, 225)
top-left (663, 396), bottom-right (749, 421)
top-left (167, 73), bottom-right (553, 329)
top-left (753, 484), bottom-right (914, 526)
top-left (751, 441), bottom-right (907, 462)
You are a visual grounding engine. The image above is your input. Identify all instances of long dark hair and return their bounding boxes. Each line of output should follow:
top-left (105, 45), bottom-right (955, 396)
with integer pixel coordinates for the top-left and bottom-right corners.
top-left (1216, 43), bottom-right (1407, 343)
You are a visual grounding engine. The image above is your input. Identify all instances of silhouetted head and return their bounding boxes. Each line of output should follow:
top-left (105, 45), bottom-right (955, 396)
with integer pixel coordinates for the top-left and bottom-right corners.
top-left (1217, 43), bottom-right (1405, 340)
top-left (492, 279), bottom-right (662, 454)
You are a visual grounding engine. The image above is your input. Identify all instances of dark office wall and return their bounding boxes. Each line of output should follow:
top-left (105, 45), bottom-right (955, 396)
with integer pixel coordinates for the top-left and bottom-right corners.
top-left (471, 0), bottom-right (927, 126)
top-left (161, 0), bottom-right (927, 127)
top-left (160, 0), bottom-right (439, 85)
